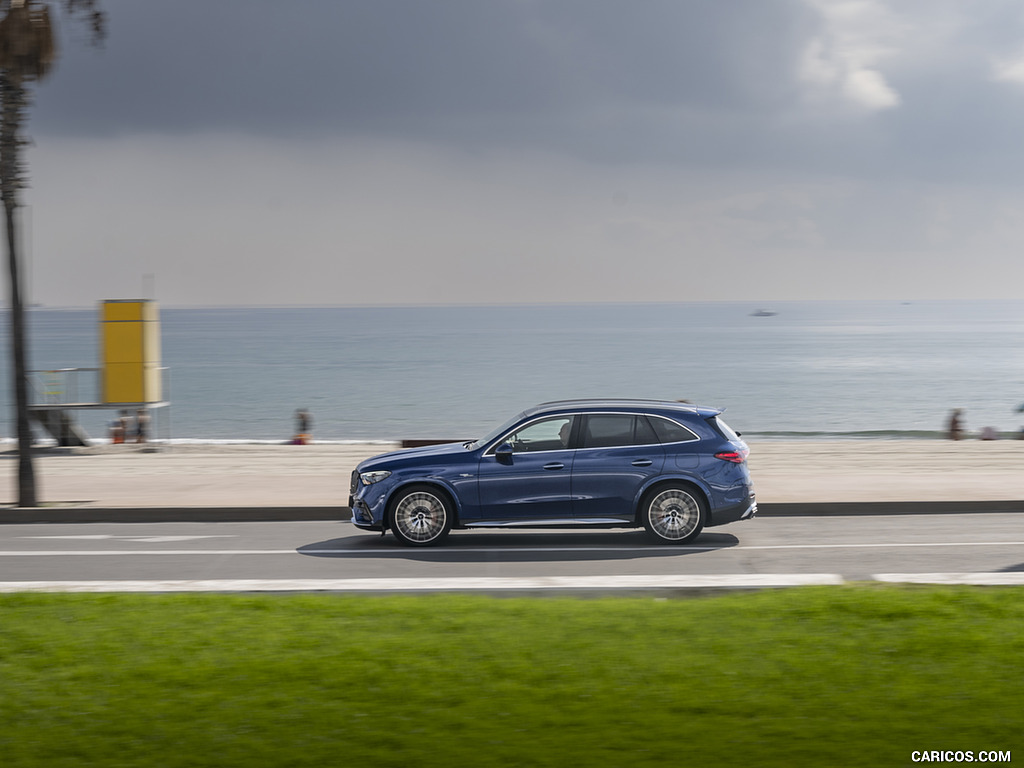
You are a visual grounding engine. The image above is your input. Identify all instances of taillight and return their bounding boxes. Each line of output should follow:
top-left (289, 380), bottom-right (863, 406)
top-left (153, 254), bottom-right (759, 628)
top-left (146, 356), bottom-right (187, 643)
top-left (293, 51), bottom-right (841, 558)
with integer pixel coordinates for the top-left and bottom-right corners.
top-left (715, 449), bottom-right (748, 464)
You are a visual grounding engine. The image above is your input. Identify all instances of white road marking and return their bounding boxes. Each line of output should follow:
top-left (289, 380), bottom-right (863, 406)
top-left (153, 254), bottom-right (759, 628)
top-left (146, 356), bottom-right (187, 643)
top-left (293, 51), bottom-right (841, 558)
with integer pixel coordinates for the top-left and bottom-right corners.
top-left (742, 541), bottom-right (1024, 550)
top-left (22, 535), bottom-right (236, 543)
top-left (1, 540), bottom-right (1023, 557)
top-left (2, 574), bottom-right (1022, 592)
top-left (873, 573), bottom-right (1024, 585)
top-left (0, 574), bottom-right (845, 592)
top-left (0, 550), bottom-right (294, 556)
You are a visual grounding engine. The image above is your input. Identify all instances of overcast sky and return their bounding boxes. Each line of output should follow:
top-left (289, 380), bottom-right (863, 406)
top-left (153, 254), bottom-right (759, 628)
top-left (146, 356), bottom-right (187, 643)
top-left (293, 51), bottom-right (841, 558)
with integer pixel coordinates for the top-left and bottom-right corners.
top-left (19, 0), bottom-right (1024, 306)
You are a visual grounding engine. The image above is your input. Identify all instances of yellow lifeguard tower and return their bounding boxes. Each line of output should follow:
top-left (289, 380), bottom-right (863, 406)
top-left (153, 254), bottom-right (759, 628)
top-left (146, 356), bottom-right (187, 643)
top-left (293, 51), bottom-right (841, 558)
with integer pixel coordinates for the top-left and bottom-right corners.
top-left (28, 300), bottom-right (170, 446)
top-left (100, 299), bottom-right (163, 404)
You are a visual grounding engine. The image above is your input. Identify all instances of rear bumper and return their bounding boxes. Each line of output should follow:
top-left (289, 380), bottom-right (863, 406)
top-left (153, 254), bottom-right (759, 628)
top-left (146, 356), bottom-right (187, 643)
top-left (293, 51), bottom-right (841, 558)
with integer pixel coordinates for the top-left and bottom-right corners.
top-left (708, 497), bottom-right (757, 527)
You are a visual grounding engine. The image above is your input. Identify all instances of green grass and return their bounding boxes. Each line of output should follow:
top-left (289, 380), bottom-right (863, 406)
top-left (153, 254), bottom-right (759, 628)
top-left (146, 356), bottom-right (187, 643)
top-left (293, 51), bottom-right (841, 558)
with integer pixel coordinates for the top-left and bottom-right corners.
top-left (1, 586), bottom-right (1022, 767)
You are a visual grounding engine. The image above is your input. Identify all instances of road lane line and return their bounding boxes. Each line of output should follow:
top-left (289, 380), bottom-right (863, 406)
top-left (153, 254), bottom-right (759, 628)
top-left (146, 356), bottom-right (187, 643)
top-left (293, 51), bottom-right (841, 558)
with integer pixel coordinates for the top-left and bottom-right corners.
top-left (0, 574), bottom-right (845, 592)
top-left (22, 535), bottom-right (236, 541)
top-left (874, 573), bottom-right (1024, 585)
top-left (741, 541), bottom-right (1024, 550)
top-left (2, 540), bottom-right (1024, 557)
top-left (0, 550), bottom-right (297, 556)
top-left (2, 574), bottom-right (1022, 592)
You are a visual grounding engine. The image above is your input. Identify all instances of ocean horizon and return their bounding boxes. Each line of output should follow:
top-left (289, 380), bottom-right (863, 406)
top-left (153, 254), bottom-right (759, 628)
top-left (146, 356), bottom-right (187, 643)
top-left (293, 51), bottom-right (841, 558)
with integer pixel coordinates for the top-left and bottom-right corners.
top-left (3, 300), bottom-right (1023, 443)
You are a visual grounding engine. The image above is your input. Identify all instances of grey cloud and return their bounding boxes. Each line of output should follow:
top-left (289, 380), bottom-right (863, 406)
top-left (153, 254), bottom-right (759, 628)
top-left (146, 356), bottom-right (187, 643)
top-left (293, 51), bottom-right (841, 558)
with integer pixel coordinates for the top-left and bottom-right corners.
top-left (33, 2), bottom-right (811, 143)
top-left (23, 1), bottom-right (1024, 188)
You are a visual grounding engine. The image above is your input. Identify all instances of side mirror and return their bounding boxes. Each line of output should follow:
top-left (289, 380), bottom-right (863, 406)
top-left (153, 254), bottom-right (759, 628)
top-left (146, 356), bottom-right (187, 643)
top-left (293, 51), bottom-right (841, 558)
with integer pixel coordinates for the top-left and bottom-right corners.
top-left (495, 443), bottom-right (514, 465)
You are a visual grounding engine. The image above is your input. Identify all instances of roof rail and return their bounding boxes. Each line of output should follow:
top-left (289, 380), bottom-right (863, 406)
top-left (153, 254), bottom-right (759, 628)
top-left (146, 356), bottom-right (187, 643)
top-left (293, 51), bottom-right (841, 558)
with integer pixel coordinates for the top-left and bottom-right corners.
top-left (538, 397), bottom-right (679, 406)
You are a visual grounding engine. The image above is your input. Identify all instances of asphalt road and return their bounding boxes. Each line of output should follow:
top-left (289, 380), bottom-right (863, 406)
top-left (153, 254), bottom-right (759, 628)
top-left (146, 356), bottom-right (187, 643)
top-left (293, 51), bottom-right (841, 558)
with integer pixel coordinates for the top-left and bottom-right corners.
top-left (2, 512), bottom-right (1023, 592)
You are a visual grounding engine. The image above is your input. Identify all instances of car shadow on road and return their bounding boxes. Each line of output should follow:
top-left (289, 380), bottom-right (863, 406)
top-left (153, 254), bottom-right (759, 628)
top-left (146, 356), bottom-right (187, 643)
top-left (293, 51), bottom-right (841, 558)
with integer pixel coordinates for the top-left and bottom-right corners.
top-left (298, 529), bottom-right (740, 562)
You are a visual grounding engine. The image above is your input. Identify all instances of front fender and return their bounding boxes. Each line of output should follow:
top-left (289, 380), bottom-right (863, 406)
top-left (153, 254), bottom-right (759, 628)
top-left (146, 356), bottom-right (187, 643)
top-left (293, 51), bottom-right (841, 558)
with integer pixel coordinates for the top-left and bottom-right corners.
top-left (380, 476), bottom-right (467, 528)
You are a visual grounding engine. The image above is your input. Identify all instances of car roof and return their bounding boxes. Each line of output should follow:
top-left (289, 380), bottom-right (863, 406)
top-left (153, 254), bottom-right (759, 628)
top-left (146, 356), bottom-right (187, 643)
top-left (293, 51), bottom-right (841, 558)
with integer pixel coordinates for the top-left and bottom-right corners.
top-left (525, 399), bottom-right (722, 419)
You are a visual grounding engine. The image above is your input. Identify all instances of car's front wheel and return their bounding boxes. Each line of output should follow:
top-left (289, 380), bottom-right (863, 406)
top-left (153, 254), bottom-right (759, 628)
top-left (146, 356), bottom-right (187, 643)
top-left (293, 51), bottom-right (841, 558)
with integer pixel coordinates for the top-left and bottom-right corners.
top-left (641, 485), bottom-right (706, 544)
top-left (389, 485), bottom-right (453, 547)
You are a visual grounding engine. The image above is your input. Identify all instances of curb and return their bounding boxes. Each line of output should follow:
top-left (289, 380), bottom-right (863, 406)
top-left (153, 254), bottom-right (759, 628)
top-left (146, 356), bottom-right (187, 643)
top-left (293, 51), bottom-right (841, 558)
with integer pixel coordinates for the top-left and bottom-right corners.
top-left (1, 500), bottom-right (1023, 524)
top-left (757, 500), bottom-right (1024, 516)
top-left (0, 507), bottom-right (346, 524)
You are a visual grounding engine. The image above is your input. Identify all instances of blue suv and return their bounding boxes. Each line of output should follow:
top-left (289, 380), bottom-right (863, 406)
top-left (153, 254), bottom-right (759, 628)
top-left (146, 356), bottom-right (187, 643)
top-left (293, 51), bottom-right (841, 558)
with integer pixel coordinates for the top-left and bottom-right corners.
top-left (349, 399), bottom-right (756, 546)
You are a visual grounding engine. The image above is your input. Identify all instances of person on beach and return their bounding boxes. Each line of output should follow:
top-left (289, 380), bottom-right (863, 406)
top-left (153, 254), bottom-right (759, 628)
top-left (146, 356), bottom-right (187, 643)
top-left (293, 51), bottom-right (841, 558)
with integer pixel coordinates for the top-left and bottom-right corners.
top-left (293, 409), bottom-right (313, 445)
top-left (135, 409), bottom-right (150, 444)
top-left (109, 413), bottom-right (126, 444)
top-left (947, 409), bottom-right (964, 441)
top-left (112, 410), bottom-right (132, 444)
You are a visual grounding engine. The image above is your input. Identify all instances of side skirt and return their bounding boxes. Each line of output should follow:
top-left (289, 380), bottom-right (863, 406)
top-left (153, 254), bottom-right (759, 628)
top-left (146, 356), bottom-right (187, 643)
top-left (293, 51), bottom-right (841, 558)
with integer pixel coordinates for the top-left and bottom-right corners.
top-left (461, 519), bottom-right (637, 529)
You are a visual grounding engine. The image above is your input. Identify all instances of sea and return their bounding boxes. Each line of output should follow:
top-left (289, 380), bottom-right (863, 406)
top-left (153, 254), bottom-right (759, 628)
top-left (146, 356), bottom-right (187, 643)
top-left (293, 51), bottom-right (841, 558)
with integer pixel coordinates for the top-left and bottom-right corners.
top-left (2, 300), bottom-right (1023, 444)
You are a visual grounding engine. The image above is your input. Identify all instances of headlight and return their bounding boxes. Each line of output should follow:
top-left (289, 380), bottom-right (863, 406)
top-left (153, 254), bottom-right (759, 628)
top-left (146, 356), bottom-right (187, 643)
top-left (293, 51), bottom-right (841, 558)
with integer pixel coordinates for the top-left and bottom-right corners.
top-left (359, 470), bottom-right (392, 486)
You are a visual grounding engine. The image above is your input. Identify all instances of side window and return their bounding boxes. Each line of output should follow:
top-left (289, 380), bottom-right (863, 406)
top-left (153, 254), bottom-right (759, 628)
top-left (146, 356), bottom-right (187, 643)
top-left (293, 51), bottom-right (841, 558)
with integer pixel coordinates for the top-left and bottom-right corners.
top-left (502, 416), bottom-right (573, 453)
top-left (709, 415), bottom-right (741, 441)
top-left (649, 416), bottom-right (698, 444)
top-left (634, 415), bottom-right (658, 445)
top-left (582, 414), bottom-right (659, 449)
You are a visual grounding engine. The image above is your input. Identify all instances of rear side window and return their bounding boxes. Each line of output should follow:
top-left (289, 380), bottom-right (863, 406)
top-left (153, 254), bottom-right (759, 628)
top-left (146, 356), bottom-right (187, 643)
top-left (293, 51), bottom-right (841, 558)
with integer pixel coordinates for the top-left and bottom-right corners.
top-left (649, 416), bottom-right (698, 444)
top-left (708, 415), bottom-right (742, 442)
top-left (582, 414), bottom-right (659, 448)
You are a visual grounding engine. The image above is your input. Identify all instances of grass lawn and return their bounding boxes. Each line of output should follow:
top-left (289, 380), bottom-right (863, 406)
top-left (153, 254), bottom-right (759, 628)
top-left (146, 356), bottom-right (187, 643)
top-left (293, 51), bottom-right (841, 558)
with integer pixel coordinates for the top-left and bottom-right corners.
top-left (1, 585), bottom-right (1022, 767)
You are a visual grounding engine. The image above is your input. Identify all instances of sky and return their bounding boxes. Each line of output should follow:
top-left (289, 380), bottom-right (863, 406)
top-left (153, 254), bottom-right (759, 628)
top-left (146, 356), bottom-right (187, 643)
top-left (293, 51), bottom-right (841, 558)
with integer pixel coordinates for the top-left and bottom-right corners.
top-left (17, 0), bottom-right (1024, 306)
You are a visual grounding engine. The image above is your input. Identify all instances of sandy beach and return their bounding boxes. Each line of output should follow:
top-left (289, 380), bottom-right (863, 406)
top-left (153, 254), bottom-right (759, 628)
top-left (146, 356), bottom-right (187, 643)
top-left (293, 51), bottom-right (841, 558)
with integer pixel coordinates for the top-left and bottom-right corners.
top-left (1, 439), bottom-right (1023, 509)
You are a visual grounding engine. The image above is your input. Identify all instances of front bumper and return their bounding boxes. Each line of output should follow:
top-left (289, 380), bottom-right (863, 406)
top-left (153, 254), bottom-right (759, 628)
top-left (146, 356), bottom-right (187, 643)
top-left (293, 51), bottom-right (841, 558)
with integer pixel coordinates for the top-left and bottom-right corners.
top-left (350, 498), bottom-right (384, 531)
top-left (349, 466), bottom-right (391, 530)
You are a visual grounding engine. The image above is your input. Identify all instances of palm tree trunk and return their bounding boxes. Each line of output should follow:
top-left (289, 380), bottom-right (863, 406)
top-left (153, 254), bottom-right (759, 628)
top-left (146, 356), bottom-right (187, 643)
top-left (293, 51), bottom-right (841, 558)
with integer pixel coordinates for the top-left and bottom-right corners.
top-left (0, 70), bottom-right (37, 508)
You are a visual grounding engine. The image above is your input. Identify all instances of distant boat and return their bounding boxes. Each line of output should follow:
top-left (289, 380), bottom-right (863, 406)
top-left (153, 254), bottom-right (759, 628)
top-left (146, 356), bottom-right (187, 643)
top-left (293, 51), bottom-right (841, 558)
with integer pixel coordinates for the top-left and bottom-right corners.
top-left (750, 308), bottom-right (778, 317)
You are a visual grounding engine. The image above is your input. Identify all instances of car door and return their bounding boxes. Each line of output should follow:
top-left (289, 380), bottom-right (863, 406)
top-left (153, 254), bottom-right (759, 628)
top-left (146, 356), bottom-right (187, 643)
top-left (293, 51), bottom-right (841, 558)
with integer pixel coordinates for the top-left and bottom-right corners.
top-left (570, 413), bottom-right (665, 521)
top-left (474, 415), bottom-right (576, 523)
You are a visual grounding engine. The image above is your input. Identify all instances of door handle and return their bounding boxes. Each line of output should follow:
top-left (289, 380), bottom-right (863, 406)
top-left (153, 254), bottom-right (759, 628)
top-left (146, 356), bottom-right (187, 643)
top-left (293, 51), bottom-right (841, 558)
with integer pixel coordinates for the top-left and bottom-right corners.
top-left (631, 459), bottom-right (653, 467)
top-left (543, 463), bottom-right (565, 470)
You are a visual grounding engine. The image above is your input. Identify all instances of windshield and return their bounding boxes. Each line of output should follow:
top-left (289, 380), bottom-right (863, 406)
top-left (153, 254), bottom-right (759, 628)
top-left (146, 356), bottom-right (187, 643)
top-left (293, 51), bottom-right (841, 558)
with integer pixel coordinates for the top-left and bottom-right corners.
top-left (467, 411), bottom-right (527, 450)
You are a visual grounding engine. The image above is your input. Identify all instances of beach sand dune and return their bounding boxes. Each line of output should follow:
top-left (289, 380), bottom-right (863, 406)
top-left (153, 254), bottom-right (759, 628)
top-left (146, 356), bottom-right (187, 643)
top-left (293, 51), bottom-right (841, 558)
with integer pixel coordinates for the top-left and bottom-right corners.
top-left (1, 440), bottom-right (1023, 508)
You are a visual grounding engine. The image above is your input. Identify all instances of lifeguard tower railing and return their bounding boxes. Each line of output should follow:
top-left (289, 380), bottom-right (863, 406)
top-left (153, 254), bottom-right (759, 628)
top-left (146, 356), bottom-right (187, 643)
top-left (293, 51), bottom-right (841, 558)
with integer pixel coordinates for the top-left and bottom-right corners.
top-left (27, 366), bottom-right (170, 446)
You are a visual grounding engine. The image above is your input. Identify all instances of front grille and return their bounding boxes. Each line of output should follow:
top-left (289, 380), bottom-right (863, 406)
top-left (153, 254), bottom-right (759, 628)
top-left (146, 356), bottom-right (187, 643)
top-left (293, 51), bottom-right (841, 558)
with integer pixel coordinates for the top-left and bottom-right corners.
top-left (349, 470), bottom-right (359, 495)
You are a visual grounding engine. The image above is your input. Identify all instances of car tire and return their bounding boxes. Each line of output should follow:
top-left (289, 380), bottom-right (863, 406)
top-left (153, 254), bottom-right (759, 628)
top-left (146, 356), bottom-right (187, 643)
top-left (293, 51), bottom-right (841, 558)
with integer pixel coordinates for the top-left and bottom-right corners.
top-left (641, 485), bottom-right (706, 544)
top-left (388, 485), bottom-right (454, 547)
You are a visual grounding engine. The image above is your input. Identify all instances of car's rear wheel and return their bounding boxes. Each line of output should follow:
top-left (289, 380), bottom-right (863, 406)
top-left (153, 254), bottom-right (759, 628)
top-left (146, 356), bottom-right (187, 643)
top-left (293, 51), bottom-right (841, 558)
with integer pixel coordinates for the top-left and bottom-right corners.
top-left (641, 485), bottom-right (706, 544)
top-left (389, 485), bottom-right (453, 547)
